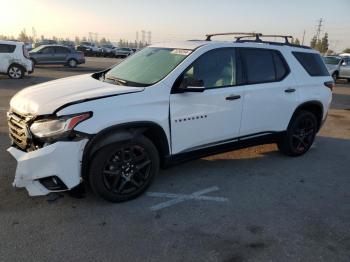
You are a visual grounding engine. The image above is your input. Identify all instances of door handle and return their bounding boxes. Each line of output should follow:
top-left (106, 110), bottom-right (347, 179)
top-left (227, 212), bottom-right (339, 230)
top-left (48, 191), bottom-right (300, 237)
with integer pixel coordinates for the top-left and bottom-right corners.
top-left (285, 88), bottom-right (296, 93)
top-left (226, 94), bottom-right (241, 101)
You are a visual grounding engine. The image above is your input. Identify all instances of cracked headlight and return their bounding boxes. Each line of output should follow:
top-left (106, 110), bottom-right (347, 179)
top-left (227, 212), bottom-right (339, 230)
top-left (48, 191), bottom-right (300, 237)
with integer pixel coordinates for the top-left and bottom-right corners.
top-left (30, 112), bottom-right (91, 139)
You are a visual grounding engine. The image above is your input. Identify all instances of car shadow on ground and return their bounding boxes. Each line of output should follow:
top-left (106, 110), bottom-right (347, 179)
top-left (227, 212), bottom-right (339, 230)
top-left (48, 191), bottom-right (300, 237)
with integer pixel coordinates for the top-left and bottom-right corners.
top-left (0, 132), bottom-right (349, 209)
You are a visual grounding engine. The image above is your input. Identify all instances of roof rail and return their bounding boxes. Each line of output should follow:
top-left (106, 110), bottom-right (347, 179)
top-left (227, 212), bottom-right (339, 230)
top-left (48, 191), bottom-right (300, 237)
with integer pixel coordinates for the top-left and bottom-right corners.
top-left (205, 32), bottom-right (262, 41)
top-left (234, 34), bottom-right (311, 49)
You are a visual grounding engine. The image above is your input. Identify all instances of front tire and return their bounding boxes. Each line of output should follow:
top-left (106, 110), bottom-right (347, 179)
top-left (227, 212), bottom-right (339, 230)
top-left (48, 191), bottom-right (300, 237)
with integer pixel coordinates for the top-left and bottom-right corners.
top-left (89, 136), bottom-right (159, 202)
top-left (8, 65), bottom-right (24, 79)
top-left (278, 111), bottom-right (318, 156)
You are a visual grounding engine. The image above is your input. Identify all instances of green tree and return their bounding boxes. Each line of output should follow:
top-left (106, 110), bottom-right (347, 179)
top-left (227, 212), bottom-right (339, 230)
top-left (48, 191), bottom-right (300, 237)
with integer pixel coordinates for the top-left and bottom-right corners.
top-left (18, 29), bottom-right (30, 42)
top-left (292, 38), bottom-right (301, 45)
top-left (310, 36), bottom-right (317, 49)
top-left (319, 33), bottom-right (329, 54)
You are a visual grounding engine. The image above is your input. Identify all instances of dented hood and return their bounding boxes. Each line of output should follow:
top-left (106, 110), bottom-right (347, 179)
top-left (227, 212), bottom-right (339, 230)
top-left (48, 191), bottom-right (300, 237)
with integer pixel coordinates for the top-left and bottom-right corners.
top-left (10, 74), bottom-right (144, 115)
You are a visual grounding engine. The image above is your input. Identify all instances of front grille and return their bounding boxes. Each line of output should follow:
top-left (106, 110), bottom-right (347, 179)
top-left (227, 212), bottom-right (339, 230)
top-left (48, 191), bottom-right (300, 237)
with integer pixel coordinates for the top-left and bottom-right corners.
top-left (7, 110), bottom-right (32, 150)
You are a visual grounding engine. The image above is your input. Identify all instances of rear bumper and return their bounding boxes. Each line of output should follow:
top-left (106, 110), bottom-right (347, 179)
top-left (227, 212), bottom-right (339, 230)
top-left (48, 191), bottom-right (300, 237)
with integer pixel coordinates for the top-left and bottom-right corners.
top-left (7, 139), bottom-right (88, 196)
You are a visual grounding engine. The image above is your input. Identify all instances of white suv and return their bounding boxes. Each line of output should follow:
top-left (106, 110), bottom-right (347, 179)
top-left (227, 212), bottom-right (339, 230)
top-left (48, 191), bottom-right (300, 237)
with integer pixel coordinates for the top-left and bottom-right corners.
top-left (0, 40), bottom-right (34, 79)
top-left (7, 33), bottom-right (333, 202)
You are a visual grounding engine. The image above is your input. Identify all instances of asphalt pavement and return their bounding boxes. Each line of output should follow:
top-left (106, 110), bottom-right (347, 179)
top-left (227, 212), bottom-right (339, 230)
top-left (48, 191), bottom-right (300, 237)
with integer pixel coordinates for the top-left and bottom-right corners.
top-left (0, 57), bottom-right (349, 262)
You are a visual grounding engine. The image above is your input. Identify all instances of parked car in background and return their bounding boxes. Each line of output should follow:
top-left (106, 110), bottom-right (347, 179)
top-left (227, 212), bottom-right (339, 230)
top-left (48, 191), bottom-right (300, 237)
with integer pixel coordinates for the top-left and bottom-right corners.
top-left (100, 44), bottom-right (116, 57)
top-left (323, 56), bottom-right (342, 80)
top-left (0, 40), bottom-right (33, 79)
top-left (76, 41), bottom-right (100, 56)
top-left (323, 55), bottom-right (350, 81)
top-left (29, 45), bottom-right (85, 67)
top-left (24, 42), bottom-right (33, 51)
top-left (113, 47), bottom-right (134, 58)
top-left (34, 40), bottom-right (57, 48)
top-left (59, 40), bottom-right (75, 48)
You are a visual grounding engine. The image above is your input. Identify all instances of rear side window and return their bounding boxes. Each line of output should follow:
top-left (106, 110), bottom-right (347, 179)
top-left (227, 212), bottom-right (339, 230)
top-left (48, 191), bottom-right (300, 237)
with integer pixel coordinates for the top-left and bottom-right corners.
top-left (55, 47), bottom-right (70, 54)
top-left (240, 48), bottom-right (288, 84)
top-left (0, 44), bottom-right (16, 53)
top-left (293, 52), bottom-right (329, 76)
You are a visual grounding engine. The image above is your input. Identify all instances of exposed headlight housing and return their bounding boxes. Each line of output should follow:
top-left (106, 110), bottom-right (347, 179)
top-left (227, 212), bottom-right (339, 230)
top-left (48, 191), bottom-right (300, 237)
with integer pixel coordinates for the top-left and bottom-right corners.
top-left (30, 112), bottom-right (92, 139)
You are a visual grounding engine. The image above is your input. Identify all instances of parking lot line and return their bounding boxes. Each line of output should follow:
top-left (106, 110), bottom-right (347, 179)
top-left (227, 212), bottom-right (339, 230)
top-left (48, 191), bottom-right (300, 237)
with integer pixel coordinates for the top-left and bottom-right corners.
top-left (147, 186), bottom-right (228, 211)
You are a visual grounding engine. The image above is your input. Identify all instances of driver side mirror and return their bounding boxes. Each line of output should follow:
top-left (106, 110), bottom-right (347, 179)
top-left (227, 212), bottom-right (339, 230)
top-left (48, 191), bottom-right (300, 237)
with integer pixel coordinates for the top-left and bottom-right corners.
top-left (178, 78), bottom-right (205, 93)
top-left (341, 61), bottom-right (347, 66)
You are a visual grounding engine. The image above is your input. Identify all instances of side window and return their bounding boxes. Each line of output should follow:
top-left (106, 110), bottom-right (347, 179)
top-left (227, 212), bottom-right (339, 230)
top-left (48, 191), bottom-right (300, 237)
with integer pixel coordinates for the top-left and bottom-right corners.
top-left (0, 44), bottom-right (16, 53)
top-left (240, 49), bottom-right (275, 84)
top-left (55, 47), bottom-right (70, 54)
top-left (183, 48), bottom-right (236, 88)
top-left (293, 52), bottom-right (329, 76)
top-left (41, 47), bottom-right (54, 54)
top-left (273, 52), bottom-right (288, 80)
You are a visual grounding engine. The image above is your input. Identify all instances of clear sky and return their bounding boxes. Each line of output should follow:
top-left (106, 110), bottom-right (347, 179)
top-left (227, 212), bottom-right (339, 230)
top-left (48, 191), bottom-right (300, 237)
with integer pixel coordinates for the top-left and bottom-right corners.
top-left (0, 0), bottom-right (349, 51)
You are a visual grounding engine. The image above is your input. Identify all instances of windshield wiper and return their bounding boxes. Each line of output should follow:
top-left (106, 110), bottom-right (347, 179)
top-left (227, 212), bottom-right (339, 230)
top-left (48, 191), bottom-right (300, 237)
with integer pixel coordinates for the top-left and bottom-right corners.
top-left (105, 76), bottom-right (127, 86)
top-left (104, 75), bottom-right (150, 87)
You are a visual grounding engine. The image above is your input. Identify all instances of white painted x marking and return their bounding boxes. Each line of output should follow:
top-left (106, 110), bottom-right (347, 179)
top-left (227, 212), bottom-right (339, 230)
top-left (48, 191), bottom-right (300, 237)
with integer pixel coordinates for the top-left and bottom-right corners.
top-left (147, 186), bottom-right (228, 211)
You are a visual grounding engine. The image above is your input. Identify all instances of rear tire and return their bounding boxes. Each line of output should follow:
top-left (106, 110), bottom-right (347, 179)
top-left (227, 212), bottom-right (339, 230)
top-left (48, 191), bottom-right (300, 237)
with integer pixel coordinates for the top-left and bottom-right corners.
top-left (89, 135), bottom-right (159, 202)
top-left (8, 65), bottom-right (24, 79)
top-left (67, 59), bottom-right (77, 68)
top-left (278, 111), bottom-right (318, 156)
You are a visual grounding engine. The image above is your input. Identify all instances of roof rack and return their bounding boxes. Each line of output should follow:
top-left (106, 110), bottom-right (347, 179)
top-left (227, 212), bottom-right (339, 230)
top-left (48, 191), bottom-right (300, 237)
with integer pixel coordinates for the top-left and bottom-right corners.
top-left (204, 32), bottom-right (311, 49)
top-left (235, 34), bottom-right (311, 49)
top-left (205, 32), bottom-right (262, 41)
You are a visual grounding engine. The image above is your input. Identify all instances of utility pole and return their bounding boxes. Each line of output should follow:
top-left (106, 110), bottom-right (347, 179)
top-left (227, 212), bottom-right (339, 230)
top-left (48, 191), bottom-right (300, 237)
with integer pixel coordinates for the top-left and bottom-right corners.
top-left (32, 27), bottom-right (37, 42)
top-left (136, 31), bottom-right (139, 48)
top-left (302, 30), bottom-right (306, 45)
top-left (141, 30), bottom-right (146, 46)
top-left (147, 31), bottom-right (151, 45)
top-left (315, 18), bottom-right (323, 42)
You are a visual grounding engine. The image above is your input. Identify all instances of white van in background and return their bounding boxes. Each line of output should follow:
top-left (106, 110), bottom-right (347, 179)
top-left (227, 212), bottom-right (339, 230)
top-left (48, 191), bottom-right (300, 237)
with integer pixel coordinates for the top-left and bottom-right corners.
top-left (0, 40), bottom-right (34, 79)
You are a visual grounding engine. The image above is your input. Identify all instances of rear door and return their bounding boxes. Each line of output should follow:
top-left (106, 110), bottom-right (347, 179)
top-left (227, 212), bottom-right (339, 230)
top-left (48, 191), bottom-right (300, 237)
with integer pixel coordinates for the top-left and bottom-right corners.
top-left (170, 48), bottom-right (245, 154)
top-left (238, 48), bottom-right (299, 136)
top-left (54, 46), bottom-right (70, 63)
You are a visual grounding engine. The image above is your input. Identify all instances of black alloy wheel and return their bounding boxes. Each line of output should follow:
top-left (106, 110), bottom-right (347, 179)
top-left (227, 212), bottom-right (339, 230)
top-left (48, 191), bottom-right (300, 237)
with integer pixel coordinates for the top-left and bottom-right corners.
top-left (278, 111), bottom-right (317, 156)
top-left (89, 136), bottom-right (159, 202)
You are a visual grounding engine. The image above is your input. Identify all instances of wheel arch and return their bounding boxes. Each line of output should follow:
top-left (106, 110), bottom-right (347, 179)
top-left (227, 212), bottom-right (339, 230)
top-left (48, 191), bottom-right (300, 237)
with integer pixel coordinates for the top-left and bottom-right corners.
top-left (82, 121), bottom-right (170, 179)
top-left (8, 62), bottom-right (26, 73)
top-left (290, 100), bottom-right (324, 131)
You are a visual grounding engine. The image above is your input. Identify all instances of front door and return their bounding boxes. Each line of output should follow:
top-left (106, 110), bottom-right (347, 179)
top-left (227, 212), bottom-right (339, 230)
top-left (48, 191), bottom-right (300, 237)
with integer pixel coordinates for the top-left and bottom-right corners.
top-left (170, 48), bottom-right (244, 154)
top-left (36, 46), bottom-right (56, 64)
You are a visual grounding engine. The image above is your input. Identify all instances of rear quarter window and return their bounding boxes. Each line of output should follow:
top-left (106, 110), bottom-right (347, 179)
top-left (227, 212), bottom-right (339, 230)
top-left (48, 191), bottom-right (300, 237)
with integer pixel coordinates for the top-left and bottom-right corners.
top-left (0, 44), bottom-right (16, 53)
top-left (293, 52), bottom-right (329, 76)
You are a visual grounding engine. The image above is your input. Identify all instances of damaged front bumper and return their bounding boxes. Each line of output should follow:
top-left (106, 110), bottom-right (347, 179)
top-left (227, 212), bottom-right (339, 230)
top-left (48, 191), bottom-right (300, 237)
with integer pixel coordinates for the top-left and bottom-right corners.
top-left (7, 139), bottom-right (88, 196)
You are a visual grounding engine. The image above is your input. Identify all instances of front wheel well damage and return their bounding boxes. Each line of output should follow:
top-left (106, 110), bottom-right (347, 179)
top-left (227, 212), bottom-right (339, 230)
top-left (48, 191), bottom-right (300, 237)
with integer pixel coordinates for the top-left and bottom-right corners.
top-left (81, 122), bottom-right (170, 181)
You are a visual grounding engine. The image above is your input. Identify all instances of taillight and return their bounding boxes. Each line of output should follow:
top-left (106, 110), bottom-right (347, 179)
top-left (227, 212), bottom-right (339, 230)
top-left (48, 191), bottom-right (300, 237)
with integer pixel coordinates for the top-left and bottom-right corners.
top-left (22, 45), bottom-right (30, 59)
top-left (324, 81), bottom-right (335, 91)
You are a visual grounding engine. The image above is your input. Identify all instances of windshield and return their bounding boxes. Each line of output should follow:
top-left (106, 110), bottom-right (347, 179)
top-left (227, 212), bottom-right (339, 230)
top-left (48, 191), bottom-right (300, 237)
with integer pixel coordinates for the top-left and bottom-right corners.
top-left (323, 56), bottom-right (341, 65)
top-left (30, 46), bottom-right (44, 52)
top-left (105, 47), bottom-right (191, 86)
